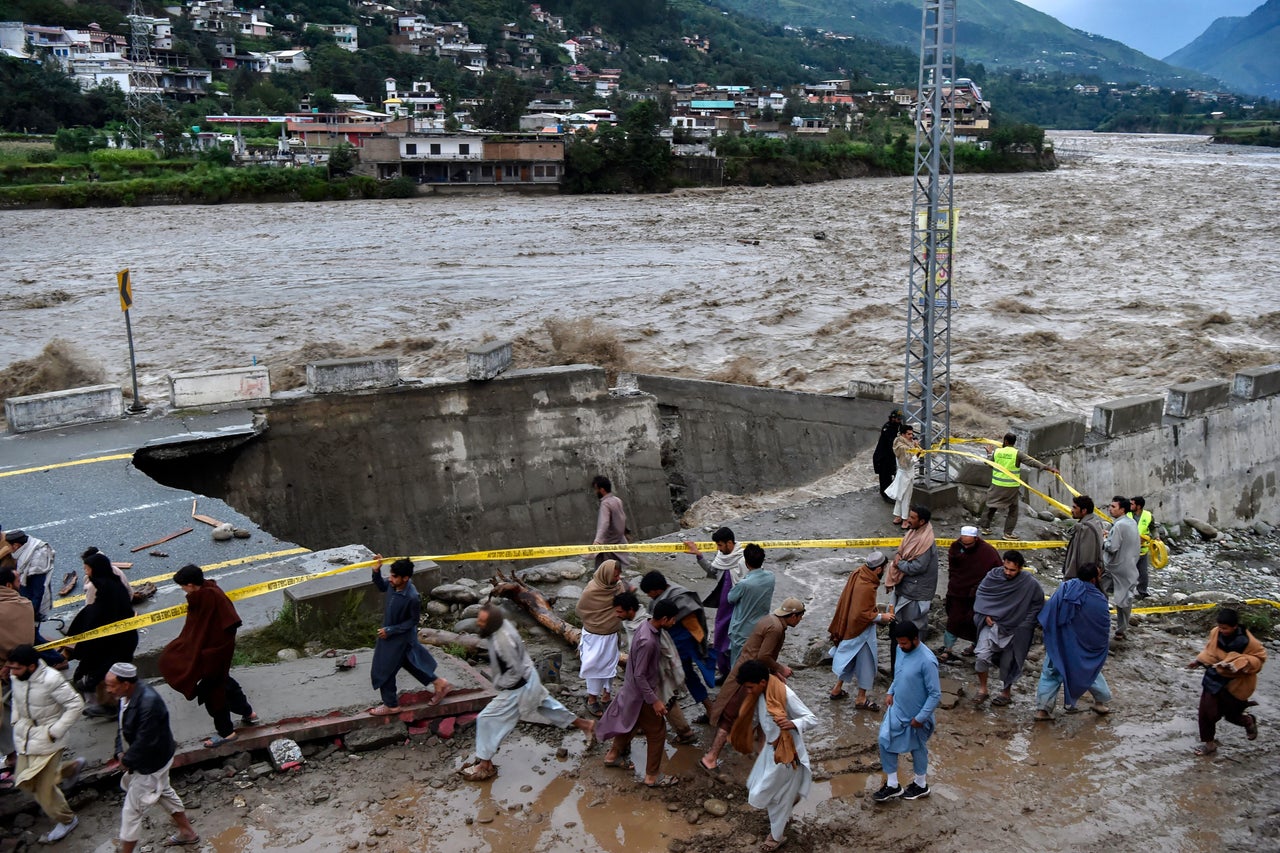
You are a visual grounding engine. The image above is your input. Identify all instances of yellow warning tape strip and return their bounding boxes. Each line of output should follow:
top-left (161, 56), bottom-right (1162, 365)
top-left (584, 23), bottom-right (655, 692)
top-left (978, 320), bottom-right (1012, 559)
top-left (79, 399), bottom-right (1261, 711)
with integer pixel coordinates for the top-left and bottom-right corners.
top-left (50, 547), bottom-right (312, 610)
top-left (37, 536), bottom-right (1068, 651)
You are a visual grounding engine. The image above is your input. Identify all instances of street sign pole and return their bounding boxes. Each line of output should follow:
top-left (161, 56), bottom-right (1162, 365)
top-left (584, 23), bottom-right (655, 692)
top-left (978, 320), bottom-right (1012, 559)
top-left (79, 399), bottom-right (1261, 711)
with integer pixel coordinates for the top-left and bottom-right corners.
top-left (118, 269), bottom-right (146, 413)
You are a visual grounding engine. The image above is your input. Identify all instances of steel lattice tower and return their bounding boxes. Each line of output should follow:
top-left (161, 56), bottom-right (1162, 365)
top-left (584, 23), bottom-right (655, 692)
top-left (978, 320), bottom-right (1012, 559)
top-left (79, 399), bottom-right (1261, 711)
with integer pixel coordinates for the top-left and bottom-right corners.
top-left (126, 0), bottom-right (167, 148)
top-left (902, 0), bottom-right (957, 486)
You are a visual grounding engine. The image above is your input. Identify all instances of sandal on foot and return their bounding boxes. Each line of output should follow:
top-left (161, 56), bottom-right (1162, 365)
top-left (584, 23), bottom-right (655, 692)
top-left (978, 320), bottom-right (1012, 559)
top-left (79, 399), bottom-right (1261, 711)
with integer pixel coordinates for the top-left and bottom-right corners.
top-left (761, 836), bottom-right (788, 853)
top-left (428, 683), bottom-right (454, 706)
top-left (1033, 710), bottom-right (1052, 722)
top-left (368, 705), bottom-right (401, 717)
top-left (163, 833), bottom-right (201, 847)
top-left (672, 730), bottom-right (699, 745)
top-left (1245, 714), bottom-right (1259, 740)
top-left (240, 713), bottom-right (260, 726)
top-left (698, 758), bottom-right (721, 776)
top-left (991, 694), bottom-right (1012, 707)
top-left (973, 692), bottom-right (989, 705)
top-left (829, 690), bottom-right (849, 700)
top-left (854, 699), bottom-right (881, 712)
top-left (586, 700), bottom-right (605, 717)
top-left (643, 774), bottom-right (680, 788)
top-left (936, 650), bottom-right (959, 664)
top-left (603, 756), bottom-right (635, 770)
top-left (461, 764), bottom-right (498, 782)
top-left (202, 733), bottom-right (237, 748)
top-left (1193, 742), bottom-right (1217, 757)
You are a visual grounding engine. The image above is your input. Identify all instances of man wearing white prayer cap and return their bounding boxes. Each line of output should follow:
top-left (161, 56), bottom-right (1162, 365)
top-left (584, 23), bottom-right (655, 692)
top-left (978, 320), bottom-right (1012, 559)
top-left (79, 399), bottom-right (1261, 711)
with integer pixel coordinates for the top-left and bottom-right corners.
top-left (938, 527), bottom-right (1001, 664)
top-left (104, 662), bottom-right (200, 850)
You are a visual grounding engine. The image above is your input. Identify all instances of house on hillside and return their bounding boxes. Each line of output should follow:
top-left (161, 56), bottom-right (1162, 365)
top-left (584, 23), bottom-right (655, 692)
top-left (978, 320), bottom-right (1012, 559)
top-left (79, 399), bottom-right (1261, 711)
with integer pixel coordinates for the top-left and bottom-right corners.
top-left (359, 122), bottom-right (563, 185)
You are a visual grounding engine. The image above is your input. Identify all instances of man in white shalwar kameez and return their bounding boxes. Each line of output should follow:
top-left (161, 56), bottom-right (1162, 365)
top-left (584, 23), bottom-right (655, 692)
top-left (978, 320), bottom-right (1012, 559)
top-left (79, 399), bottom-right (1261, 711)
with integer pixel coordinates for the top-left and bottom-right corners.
top-left (462, 605), bottom-right (595, 781)
top-left (730, 660), bottom-right (818, 852)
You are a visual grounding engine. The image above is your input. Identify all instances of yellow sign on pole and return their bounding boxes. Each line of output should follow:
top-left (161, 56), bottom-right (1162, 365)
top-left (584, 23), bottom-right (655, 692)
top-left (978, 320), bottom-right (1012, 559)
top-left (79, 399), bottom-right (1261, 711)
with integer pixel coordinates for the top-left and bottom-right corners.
top-left (117, 268), bottom-right (132, 312)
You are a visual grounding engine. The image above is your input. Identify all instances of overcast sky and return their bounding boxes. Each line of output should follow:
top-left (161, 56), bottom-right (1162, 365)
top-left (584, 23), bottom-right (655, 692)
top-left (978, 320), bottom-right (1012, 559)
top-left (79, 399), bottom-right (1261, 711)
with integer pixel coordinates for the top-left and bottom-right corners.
top-left (1017, 0), bottom-right (1264, 58)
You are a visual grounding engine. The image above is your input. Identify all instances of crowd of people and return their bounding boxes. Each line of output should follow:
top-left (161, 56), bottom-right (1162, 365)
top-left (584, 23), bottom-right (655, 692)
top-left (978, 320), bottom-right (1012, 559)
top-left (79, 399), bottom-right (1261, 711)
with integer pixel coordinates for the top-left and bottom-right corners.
top-left (0, 427), bottom-right (1269, 850)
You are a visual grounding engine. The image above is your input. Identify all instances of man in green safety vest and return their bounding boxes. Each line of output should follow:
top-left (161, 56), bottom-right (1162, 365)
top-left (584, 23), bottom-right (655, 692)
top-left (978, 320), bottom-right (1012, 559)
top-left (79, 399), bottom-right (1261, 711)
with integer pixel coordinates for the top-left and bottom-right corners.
top-left (982, 433), bottom-right (1059, 541)
top-left (1128, 496), bottom-right (1156, 599)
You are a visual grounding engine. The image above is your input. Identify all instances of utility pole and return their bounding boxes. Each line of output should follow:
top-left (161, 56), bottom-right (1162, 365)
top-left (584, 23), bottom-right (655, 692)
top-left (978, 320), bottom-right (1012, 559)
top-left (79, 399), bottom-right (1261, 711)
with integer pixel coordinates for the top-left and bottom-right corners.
top-left (902, 0), bottom-right (957, 488)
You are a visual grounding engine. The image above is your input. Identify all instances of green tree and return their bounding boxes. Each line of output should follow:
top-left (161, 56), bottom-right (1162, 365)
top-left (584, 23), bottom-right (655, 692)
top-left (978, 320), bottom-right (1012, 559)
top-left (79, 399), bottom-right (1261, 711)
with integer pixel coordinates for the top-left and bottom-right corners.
top-left (327, 142), bottom-right (355, 176)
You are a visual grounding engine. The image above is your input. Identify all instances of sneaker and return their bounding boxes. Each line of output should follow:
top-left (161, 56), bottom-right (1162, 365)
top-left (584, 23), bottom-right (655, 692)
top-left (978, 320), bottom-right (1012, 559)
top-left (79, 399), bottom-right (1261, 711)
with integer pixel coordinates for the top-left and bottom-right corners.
top-left (872, 783), bottom-right (903, 803)
top-left (46, 816), bottom-right (78, 842)
top-left (1003, 532), bottom-right (1021, 541)
top-left (980, 527), bottom-right (992, 536)
top-left (902, 782), bottom-right (931, 800)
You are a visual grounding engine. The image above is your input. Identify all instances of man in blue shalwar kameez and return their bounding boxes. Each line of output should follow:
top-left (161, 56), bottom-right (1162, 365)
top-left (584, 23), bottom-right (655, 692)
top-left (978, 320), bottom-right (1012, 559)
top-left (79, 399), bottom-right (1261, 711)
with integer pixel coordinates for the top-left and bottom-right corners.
top-left (1034, 562), bottom-right (1113, 719)
top-left (874, 621), bottom-right (941, 803)
top-left (368, 557), bottom-right (452, 715)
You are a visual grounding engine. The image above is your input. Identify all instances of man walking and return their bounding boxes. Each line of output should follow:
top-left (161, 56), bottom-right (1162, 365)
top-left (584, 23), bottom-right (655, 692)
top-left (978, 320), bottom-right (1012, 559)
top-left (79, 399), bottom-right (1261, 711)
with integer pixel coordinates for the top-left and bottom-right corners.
top-left (4, 531), bottom-right (54, 628)
top-left (465, 604), bottom-right (596, 781)
top-left (1129, 496), bottom-right (1156, 599)
top-left (1188, 608), bottom-right (1266, 757)
top-left (368, 557), bottom-right (452, 715)
top-left (685, 527), bottom-right (745, 681)
top-left (700, 598), bottom-right (805, 773)
top-left (575, 559), bottom-right (628, 716)
top-left (827, 551), bottom-right (891, 708)
top-left (872, 408), bottom-right (903, 501)
top-left (598, 598), bottom-right (680, 787)
top-left (1, 566), bottom-right (35, 773)
top-left (1063, 495), bottom-right (1106, 581)
top-left (1035, 563), bottom-right (1113, 719)
top-left (638, 571), bottom-right (715, 722)
top-left (939, 526), bottom-right (1000, 663)
top-left (733, 660), bottom-right (819, 852)
top-left (972, 550), bottom-right (1045, 707)
top-left (591, 475), bottom-right (632, 568)
top-left (885, 506), bottom-right (939, 649)
top-left (6, 644), bottom-right (85, 843)
top-left (874, 622), bottom-right (941, 803)
top-left (1103, 496), bottom-right (1140, 641)
top-left (981, 433), bottom-right (1058, 540)
top-left (158, 564), bottom-right (258, 748)
top-left (726, 543), bottom-right (774, 669)
top-left (105, 662), bottom-right (200, 851)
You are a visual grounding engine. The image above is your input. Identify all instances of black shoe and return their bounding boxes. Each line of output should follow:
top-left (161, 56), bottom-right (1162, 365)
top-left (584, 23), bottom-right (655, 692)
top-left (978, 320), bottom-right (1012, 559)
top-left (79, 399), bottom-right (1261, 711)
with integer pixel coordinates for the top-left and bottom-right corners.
top-left (902, 782), bottom-right (930, 800)
top-left (1135, 591), bottom-right (1150, 599)
top-left (872, 783), bottom-right (903, 803)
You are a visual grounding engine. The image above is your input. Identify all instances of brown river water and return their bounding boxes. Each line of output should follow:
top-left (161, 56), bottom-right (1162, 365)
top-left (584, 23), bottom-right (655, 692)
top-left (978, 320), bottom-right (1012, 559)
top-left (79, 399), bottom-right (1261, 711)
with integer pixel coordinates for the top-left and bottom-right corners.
top-left (3, 132), bottom-right (1279, 429)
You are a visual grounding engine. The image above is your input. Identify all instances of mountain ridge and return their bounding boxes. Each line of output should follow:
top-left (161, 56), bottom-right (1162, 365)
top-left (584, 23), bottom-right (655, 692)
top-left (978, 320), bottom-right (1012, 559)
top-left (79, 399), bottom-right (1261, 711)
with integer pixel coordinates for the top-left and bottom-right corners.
top-left (1164, 0), bottom-right (1280, 98)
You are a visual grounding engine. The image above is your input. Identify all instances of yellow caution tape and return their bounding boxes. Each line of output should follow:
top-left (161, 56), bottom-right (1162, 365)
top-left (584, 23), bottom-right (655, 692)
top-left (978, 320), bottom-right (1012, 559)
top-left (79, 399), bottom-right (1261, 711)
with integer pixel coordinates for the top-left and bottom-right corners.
top-left (51, 547), bottom-right (312, 610)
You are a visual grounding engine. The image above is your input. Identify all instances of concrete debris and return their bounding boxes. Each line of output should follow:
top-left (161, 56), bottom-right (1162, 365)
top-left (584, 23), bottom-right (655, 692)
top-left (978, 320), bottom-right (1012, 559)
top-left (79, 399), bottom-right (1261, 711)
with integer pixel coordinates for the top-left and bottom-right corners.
top-left (1184, 518), bottom-right (1219, 539)
top-left (268, 738), bottom-right (304, 770)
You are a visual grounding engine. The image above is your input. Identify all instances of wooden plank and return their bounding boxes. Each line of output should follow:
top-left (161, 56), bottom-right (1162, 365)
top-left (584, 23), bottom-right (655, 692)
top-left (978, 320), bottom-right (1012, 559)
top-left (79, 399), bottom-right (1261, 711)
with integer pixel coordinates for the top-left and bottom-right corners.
top-left (192, 514), bottom-right (222, 526)
top-left (130, 527), bottom-right (194, 553)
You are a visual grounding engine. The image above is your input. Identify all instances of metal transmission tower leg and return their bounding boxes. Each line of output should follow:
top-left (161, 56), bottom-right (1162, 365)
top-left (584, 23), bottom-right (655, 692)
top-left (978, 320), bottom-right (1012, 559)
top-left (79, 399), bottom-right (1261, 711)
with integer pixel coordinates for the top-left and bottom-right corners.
top-left (902, 0), bottom-right (956, 489)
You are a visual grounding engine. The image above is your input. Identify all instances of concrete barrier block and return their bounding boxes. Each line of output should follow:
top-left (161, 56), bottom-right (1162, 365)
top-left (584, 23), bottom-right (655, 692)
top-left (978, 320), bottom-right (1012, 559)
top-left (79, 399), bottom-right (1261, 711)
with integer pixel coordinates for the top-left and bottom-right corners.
top-left (847, 379), bottom-right (898, 401)
top-left (1167, 379), bottom-right (1232, 418)
top-left (1014, 414), bottom-right (1086, 457)
top-left (285, 559), bottom-right (441, 622)
top-left (169, 366), bottom-right (270, 409)
top-left (1233, 364), bottom-right (1280, 400)
top-left (467, 340), bottom-right (512, 381)
top-left (1091, 394), bottom-right (1165, 437)
top-left (306, 357), bottom-right (399, 394)
top-left (4, 384), bottom-right (122, 433)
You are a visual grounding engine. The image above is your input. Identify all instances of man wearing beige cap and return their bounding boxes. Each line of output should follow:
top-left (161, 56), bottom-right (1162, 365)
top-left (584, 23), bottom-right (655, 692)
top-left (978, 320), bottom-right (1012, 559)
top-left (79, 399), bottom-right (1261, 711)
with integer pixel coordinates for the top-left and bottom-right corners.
top-left (699, 598), bottom-right (806, 773)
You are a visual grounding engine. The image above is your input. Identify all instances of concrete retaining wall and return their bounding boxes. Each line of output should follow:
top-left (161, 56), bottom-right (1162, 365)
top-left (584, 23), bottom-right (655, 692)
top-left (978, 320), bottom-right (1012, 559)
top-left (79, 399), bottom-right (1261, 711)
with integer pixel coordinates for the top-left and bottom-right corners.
top-left (169, 366), bottom-right (270, 409)
top-left (628, 373), bottom-right (891, 513)
top-left (997, 364), bottom-right (1280, 527)
top-left (140, 366), bottom-right (672, 578)
top-left (4, 384), bottom-right (123, 433)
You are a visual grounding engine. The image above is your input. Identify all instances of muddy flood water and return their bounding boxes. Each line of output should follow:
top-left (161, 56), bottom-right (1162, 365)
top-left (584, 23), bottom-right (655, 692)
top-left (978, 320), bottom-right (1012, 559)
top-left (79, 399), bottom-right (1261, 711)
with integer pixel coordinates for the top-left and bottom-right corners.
top-left (3, 132), bottom-right (1280, 430)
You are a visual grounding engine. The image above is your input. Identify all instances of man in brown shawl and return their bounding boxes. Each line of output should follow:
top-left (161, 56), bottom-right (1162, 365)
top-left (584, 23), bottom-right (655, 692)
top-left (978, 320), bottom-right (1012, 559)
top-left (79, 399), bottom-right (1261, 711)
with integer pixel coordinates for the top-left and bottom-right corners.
top-left (827, 552), bottom-right (892, 708)
top-left (939, 526), bottom-right (1001, 664)
top-left (699, 598), bottom-right (805, 773)
top-left (158, 564), bottom-right (257, 747)
top-left (575, 560), bottom-right (628, 716)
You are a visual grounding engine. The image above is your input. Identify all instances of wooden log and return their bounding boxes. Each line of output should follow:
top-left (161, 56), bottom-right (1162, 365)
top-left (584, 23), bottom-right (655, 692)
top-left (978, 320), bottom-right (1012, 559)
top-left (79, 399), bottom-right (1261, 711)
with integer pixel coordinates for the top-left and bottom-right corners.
top-left (418, 628), bottom-right (489, 654)
top-left (491, 571), bottom-right (582, 647)
top-left (130, 527), bottom-right (194, 553)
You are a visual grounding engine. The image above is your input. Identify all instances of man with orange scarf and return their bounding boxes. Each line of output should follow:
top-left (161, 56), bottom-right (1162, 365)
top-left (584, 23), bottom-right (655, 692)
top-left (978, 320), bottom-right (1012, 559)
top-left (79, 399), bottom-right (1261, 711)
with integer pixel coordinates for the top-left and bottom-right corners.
top-left (729, 660), bottom-right (818, 852)
top-left (1188, 607), bottom-right (1267, 757)
top-left (884, 506), bottom-right (939, 676)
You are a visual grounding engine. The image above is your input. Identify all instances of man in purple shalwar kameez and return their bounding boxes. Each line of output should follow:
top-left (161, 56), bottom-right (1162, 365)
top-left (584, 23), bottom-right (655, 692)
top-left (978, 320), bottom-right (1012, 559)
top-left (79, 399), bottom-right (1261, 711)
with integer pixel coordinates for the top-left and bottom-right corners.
top-left (596, 599), bottom-right (681, 788)
top-left (685, 527), bottom-right (745, 681)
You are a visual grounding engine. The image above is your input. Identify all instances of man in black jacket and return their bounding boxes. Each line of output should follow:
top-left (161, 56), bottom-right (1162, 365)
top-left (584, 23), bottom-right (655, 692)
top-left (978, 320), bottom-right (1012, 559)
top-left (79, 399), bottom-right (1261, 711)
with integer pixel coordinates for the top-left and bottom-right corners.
top-left (873, 408), bottom-right (903, 502)
top-left (104, 663), bottom-right (200, 851)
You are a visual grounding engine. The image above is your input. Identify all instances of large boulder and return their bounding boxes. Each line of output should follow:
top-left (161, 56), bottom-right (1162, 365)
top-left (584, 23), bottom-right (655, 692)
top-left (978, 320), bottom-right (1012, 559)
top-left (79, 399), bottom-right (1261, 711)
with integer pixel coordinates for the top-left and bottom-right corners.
top-left (431, 584), bottom-right (480, 605)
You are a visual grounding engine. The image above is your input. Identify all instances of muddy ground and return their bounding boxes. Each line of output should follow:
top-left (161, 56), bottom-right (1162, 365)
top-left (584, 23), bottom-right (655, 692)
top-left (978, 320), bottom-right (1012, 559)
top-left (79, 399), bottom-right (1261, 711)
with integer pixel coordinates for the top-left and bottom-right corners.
top-left (7, 485), bottom-right (1280, 853)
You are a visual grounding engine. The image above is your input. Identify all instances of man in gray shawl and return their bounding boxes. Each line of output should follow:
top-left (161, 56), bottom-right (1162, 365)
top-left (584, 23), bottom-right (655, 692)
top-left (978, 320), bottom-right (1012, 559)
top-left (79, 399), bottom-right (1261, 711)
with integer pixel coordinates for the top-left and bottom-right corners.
top-left (973, 550), bottom-right (1045, 706)
top-left (1103, 496), bottom-right (1141, 641)
top-left (462, 605), bottom-right (595, 782)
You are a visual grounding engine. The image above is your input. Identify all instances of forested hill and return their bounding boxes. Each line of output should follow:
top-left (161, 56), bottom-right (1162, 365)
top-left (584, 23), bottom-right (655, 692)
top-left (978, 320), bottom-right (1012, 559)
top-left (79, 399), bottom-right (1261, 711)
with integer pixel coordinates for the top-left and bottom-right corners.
top-left (1164, 0), bottom-right (1280, 99)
